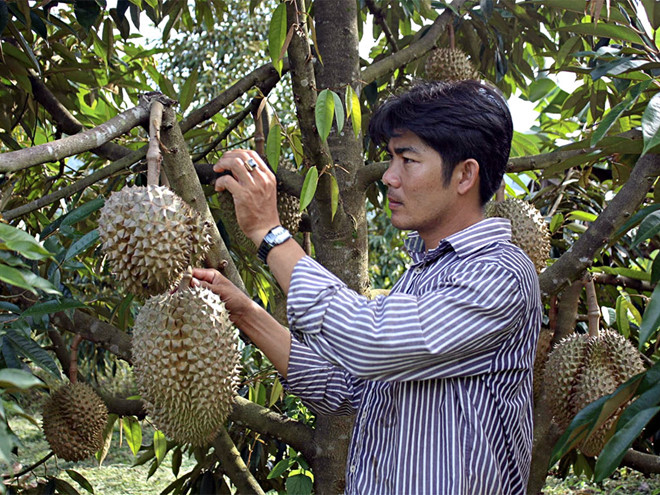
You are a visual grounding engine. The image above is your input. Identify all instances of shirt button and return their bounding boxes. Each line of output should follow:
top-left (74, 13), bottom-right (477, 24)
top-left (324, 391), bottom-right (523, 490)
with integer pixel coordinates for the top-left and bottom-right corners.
top-left (350, 465), bottom-right (356, 473)
top-left (361, 411), bottom-right (367, 420)
top-left (414, 267), bottom-right (422, 273)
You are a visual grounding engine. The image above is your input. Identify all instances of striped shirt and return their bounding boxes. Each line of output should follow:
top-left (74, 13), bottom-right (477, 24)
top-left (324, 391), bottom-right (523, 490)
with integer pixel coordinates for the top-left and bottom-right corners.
top-left (284, 218), bottom-right (542, 494)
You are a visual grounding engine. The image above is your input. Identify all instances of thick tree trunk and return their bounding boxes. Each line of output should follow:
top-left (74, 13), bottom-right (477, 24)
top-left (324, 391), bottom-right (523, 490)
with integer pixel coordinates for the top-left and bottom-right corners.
top-left (303, 1), bottom-right (365, 493)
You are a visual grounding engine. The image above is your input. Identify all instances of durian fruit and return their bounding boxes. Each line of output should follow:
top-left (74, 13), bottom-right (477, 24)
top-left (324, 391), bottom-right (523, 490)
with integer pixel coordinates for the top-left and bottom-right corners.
top-left (98, 185), bottom-right (212, 298)
top-left (485, 198), bottom-right (551, 274)
top-left (132, 284), bottom-right (241, 446)
top-left (424, 47), bottom-right (478, 82)
top-left (533, 327), bottom-right (554, 401)
top-left (42, 382), bottom-right (109, 462)
top-left (216, 189), bottom-right (301, 255)
top-left (543, 329), bottom-right (645, 456)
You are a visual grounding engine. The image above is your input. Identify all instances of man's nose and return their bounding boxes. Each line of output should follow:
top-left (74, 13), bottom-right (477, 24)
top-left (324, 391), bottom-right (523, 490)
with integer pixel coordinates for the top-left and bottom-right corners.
top-left (382, 165), bottom-right (399, 188)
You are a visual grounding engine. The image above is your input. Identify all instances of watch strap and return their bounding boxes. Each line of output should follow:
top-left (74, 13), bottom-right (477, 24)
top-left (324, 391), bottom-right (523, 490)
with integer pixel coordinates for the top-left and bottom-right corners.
top-left (257, 226), bottom-right (291, 263)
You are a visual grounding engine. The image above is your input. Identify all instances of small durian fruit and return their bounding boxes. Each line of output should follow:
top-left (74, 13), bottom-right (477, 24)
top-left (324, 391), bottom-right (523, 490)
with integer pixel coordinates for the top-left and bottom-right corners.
top-left (543, 330), bottom-right (645, 456)
top-left (42, 382), bottom-right (108, 462)
top-left (98, 185), bottom-right (212, 298)
top-left (485, 198), bottom-right (551, 274)
top-left (533, 327), bottom-right (554, 401)
top-left (132, 282), bottom-right (241, 446)
top-left (424, 47), bottom-right (478, 82)
top-left (216, 189), bottom-right (301, 255)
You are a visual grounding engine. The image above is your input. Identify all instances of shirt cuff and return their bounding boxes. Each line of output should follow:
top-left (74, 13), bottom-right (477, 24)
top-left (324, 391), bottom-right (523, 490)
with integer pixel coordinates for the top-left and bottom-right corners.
top-left (281, 337), bottom-right (321, 391)
top-left (286, 256), bottom-right (346, 336)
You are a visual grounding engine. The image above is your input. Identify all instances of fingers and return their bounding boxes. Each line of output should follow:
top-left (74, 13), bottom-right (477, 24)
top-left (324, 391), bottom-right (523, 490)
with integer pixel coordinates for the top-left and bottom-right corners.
top-left (213, 151), bottom-right (270, 192)
top-left (192, 267), bottom-right (221, 284)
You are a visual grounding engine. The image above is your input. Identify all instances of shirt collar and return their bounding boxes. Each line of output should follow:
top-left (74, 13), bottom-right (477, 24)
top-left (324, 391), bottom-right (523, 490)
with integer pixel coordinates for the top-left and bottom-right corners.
top-left (404, 218), bottom-right (512, 264)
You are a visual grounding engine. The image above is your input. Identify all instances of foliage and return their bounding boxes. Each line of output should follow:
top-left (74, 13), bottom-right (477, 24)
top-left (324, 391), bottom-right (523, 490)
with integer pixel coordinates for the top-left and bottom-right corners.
top-left (0, 0), bottom-right (659, 494)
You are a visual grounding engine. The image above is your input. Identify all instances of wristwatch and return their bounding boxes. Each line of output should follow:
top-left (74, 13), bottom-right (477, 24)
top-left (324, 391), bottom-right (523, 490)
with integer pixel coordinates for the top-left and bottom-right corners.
top-left (257, 225), bottom-right (292, 263)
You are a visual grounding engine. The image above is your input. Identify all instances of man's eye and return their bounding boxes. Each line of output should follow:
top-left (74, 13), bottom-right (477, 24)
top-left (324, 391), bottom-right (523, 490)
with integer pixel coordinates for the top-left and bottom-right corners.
top-left (403, 156), bottom-right (416, 163)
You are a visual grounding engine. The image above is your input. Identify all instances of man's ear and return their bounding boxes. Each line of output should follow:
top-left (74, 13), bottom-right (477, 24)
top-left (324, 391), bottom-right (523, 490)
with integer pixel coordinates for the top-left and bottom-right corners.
top-left (456, 159), bottom-right (480, 196)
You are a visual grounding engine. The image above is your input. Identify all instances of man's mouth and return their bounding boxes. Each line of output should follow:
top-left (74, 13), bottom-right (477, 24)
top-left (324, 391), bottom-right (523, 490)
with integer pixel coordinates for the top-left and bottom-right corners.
top-left (388, 196), bottom-right (402, 208)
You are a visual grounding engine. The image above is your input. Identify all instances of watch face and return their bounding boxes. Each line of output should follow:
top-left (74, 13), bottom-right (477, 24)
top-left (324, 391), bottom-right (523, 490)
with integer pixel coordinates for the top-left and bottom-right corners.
top-left (268, 226), bottom-right (290, 244)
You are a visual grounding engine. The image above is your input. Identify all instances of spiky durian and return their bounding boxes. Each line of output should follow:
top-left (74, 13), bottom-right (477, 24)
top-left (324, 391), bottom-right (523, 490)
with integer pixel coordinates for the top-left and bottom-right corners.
top-left (424, 47), bottom-right (478, 82)
top-left (216, 189), bottom-right (301, 255)
top-left (42, 382), bottom-right (108, 462)
top-left (485, 198), bottom-right (551, 274)
top-left (533, 327), bottom-right (554, 401)
top-left (98, 185), bottom-right (211, 298)
top-left (543, 330), bottom-right (645, 456)
top-left (132, 285), bottom-right (241, 446)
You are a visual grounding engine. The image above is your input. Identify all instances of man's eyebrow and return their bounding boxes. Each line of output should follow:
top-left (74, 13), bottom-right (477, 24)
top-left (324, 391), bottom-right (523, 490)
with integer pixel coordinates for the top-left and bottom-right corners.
top-left (388, 145), bottom-right (422, 155)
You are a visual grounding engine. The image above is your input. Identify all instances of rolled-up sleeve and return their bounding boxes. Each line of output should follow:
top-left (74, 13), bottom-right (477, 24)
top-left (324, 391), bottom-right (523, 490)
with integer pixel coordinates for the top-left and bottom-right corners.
top-left (281, 337), bottom-right (362, 415)
top-left (287, 255), bottom-right (526, 382)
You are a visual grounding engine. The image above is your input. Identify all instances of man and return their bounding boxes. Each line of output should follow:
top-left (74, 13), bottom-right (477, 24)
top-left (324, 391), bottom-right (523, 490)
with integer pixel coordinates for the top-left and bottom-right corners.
top-left (193, 80), bottom-right (542, 494)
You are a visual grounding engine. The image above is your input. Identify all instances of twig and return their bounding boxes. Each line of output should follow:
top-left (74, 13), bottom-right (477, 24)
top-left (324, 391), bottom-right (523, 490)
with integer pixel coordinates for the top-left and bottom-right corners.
top-left (361, 0), bottom-right (469, 85)
top-left (146, 100), bottom-right (165, 186)
top-left (2, 452), bottom-right (54, 480)
top-left (364, 0), bottom-right (398, 52)
top-left (0, 104), bottom-right (150, 173)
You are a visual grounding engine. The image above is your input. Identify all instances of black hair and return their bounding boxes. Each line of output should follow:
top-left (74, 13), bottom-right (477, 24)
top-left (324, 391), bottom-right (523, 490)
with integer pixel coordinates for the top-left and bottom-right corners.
top-left (368, 80), bottom-right (513, 205)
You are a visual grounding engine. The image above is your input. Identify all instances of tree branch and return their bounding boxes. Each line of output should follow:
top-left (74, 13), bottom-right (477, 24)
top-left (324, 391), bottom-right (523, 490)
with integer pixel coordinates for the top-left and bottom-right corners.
top-left (1, 145), bottom-right (147, 221)
top-left (29, 74), bottom-right (131, 162)
top-left (360, 0), bottom-right (469, 85)
top-left (212, 427), bottom-right (266, 495)
top-left (50, 310), bottom-right (133, 363)
top-left (0, 103), bottom-right (149, 173)
top-left (592, 273), bottom-right (654, 292)
top-left (538, 153), bottom-right (660, 297)
top-left (364, 0), bottom-right (398, 52)
top-left (621, 449), bottom-right (660, 475)
top-left (159, 106), bottom-right (244, 289)
top-left (180, 61), bottom-right (285, 134)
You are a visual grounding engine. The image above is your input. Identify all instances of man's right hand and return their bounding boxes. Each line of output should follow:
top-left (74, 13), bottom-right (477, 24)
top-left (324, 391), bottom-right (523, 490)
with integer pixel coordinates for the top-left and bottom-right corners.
top-left (192, 268), bottom-right (255, 328)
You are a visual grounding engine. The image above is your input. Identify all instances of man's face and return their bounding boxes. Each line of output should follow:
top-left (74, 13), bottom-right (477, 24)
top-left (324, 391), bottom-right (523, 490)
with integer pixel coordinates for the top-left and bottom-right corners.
top-left (382, 130), bottom-right (458, 246)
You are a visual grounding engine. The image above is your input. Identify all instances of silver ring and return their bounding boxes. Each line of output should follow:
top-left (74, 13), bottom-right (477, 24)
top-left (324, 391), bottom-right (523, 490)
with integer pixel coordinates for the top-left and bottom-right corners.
top-left (246, 157), bottom-right (258, 171)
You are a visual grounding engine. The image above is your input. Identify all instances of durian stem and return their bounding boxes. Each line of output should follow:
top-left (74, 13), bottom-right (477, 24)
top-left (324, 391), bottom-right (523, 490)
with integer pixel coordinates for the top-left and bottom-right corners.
top-left (495, 181), bottom-right (505, 202)
top-left (2, 452), bottom-right (54, 480)
top-left (548, 295), bottom-right (557, 331)
top-left (253, 99), bottom-right (267, 158)
top-left (147, 100), bottom-right (165, 186)
top-left (69, 334), bottom-right (84, 384)
top-left (448, 22), bottom-right (455, 50)
top-left (584, 275), bottom-right (600, 338)
top-left (177, 266), bottom-right (193, 291)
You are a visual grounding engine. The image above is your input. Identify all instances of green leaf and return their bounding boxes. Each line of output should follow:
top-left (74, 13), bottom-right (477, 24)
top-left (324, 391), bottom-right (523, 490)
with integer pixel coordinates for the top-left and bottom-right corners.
top-left (330, 175), bottom-right (339, 221)
top-left (65, 470), bottom-right (95, 494)
top-left (60, 197), bottom-right (105, 228)
top-left (74, 0), bottom-right (103, 30)
top-left (567, 211), bottom-right (597, 222)
top-left (4, 330), bottom-right (61, 379)
top-left (286, 473), bottom-right (313, 495)
top-left (549, 213), bottom-right (564, 234)
top-left (171, 447), bottom-right (182, 477)
top-left (0, 368), bottom-right (44, 391)
top-left (122, 416), bottom-right (143, 457)
top-left (642, 0), bottom-right (660, 29)
top-left (266, 125), bottom-right (282, 172)
top-left (642, 92), bottom-right (660, 156)
top-left (21, 298), bottom-right (86, 318)
top-left (346, 85), bottom-right (361, 138)
top-left (0, 265), bottom-right (41, 294)
top-left (0, 1), bottom-right (8, 36)
top-left (299, 167), bottom-right (319, 211)
top-left (0, 223), bottom-right (52, 260)
top-left (632, 210), bottom-right (660, 248)
top-left (269, 378), bottom-right (283, 407)
top-left (64, 230), bottom-right (100, 262)
top-left (179, 68), bottom-right (199, 113)
top-left (527, 78), bottom-right (556, 102)
top-left (331, 91), bottom-right (344, 134)
top-left (267, 457), bottom-right (295, 479)
top-left (268, 2), bottom-right (287, 75)
top-left (591, 98), bottom-right (634, 147)
top-left (54, 478), bottom-right (81, 495)
top-left (558, 23), bottom-right (644, 45)
top-left (315, 89), bottom-right (335, 142)
top-left (153, 430), bottom-right (167, 464)
top-left (594, 406), bottom-right (660, 482)
top-left (96, 413), bottom-right (117, 466)
top-left (615, 295), bottom-right (630, 338)
top-left (639, 283), bottom-right (660, 349)
top-left (651, 256), bottom-right (660, 286)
